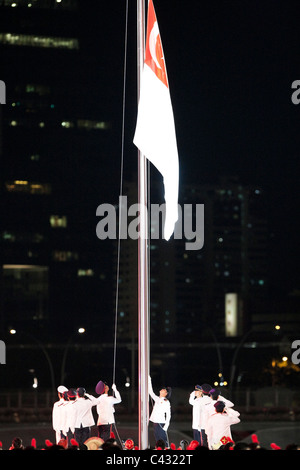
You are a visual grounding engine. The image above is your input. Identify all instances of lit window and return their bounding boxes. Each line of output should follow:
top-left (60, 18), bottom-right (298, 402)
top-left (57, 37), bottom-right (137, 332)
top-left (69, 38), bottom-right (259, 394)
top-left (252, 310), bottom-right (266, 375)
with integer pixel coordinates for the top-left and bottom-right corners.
top-left (50, 215), bottom-right (67, 228)
top-left (2, 231), bottom-right (16, 242)
top-left (31, 183), bottom-right (49, 194)
top-left (0, 0), bottom-right (78, 9)
top-left (30, 154), bottom-right (40, 161)
top-left (77, 119), bottom-right (110, 130)
top-left (5, 180), bottom-right (51, 194)
top-left (53, 251), bottom-right (78, 262)
top-left (77, 269), bottom-right (94, 277)
top-left (0, 33), bottom-right (79, 49)
top-left (61, 121), bottom-right (74, 128)
top-left (25, 84), bottom-right (50, 95)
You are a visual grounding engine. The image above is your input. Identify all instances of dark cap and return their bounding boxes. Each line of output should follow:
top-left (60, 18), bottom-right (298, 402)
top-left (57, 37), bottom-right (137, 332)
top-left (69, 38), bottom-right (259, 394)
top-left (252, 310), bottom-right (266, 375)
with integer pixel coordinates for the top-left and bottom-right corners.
top-left (214, 400), bottom-right (226, 413)
top-left (76, 387), bottom-right (86, 397)
top-left (209, 388), bottom-right (220, 399)
top-left (200, 383), bottom-right (212, 394)
top-left (67, 389), bottom-right (77, 399)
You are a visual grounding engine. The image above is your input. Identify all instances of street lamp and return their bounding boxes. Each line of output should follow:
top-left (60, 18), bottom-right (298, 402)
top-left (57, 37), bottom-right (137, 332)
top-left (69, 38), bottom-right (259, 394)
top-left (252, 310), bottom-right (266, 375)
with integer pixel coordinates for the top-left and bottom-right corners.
top-left (60, 327), bottom-right (86, 384)
top-left (9, 328), bottom-right (55, 395)
top-left (201, 325), bottom-right (224, 383)
top-left (29, 369), bottom-right (38, 389)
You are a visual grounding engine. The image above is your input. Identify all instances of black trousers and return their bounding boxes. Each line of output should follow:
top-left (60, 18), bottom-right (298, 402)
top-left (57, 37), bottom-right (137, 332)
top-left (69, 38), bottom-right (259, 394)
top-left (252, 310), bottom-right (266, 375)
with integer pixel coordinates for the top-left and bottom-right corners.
top-left (75, 425), bottom-right (90, 446)
top-left (153, 422), bottom-right (169, 448)
top-left (193, 428), bottom-right (201, 443)
top-left (200, 429), bottom-right (208, 447)
top-left (98, 424), bottom-right (111, 442)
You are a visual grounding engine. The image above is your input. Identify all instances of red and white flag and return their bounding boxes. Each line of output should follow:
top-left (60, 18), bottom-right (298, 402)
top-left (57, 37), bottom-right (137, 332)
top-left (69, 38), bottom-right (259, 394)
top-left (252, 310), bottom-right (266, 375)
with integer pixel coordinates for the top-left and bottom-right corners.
top-left (133, 0), bottom-right (179, 241)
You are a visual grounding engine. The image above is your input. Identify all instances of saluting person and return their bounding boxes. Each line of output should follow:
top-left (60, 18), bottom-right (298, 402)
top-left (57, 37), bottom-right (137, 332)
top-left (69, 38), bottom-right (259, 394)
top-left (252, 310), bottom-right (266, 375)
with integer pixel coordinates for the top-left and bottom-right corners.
top-left (189, 385), bottom-right (203, 443)
top-left (205, 400), bottom-right (240, 450)
top-left (73, 387), bottom-right (100, 446)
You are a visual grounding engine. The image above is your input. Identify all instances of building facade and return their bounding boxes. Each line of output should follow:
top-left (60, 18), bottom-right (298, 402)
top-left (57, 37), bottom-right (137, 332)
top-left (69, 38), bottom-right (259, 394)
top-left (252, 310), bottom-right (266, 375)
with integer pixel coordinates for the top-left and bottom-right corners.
top-left (116, 177), bottom-right (269, 341)
top-left (0, 0), bottom-right (116, 340)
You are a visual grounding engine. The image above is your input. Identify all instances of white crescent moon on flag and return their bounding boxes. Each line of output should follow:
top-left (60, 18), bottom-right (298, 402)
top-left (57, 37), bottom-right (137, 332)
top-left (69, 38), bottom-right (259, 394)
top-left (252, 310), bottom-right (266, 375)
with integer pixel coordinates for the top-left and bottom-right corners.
top-left (149, 21), bottom-right (162, 70)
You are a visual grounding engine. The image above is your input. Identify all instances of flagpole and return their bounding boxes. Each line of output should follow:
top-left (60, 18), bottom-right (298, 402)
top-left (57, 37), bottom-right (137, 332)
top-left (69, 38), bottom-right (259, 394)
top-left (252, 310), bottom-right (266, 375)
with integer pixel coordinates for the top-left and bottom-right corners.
top-left (137, 0), bottom-right (149, 450)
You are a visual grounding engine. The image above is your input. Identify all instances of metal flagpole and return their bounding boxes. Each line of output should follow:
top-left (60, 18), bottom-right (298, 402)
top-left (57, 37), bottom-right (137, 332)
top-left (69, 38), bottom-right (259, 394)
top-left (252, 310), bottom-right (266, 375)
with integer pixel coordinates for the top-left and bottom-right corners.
top-left (137, 0), bottom-right (149, 451)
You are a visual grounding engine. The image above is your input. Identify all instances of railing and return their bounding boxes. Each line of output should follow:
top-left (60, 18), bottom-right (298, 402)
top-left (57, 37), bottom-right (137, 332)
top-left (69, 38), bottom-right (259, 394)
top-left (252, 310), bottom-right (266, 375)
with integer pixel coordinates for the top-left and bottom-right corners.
top-left (0, 391), bottom-right (55, 410)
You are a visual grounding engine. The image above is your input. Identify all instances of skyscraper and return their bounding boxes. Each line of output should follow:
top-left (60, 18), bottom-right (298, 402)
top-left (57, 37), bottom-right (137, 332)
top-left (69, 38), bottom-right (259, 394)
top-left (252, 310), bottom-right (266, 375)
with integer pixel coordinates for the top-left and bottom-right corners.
top-left (0, 0), bottom-right (115, 338)
top-left (116, 177), bottom-right (269, 341)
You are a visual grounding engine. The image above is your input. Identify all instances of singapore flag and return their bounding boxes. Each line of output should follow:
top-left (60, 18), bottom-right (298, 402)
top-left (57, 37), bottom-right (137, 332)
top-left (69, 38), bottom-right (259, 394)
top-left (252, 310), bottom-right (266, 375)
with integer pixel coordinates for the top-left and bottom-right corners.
top-left (133, 0), bottom-right (179, 241)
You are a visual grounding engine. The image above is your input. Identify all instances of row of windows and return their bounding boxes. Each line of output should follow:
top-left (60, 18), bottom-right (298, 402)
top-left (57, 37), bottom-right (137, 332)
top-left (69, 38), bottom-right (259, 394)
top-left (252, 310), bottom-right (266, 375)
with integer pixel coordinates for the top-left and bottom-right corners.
top-left (0, 33), bottom-right (79, 49)
top-left (0, 0), bottom-right (78, 9)
top-left (2, 231), bottom-right (44, 243)
top-left (8, 118), bottom-right (110, 130)
top-left (5, 180), bottom-right (51, 194)
top-left (17, 84), bottom-right (51, 95)
top-left (2, 263), bottom-right (95, 279)
top-left (2, 217), bottom-right (67, 241)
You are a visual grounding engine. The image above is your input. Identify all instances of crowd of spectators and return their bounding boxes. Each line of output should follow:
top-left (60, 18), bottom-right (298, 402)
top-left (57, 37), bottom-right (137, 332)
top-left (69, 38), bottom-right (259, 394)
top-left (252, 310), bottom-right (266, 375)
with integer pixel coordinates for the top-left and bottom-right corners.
top-left (0, 433), bottom-right (298, 451)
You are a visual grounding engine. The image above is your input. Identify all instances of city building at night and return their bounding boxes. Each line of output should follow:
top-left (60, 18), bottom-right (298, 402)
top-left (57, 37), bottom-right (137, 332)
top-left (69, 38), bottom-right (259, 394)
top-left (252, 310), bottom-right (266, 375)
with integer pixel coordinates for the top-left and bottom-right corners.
top-left (0, 0), bottom-right (116, 341)
top-left (116, 177), bottom-right (270, 341)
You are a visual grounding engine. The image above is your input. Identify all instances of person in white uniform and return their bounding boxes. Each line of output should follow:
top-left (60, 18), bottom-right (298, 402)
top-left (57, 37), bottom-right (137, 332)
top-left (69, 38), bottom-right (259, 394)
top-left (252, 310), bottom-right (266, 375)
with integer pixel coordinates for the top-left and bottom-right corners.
top-left (96, 382), bottom-right (122, 442)
top-left (73, 387), bottom-right (101, 447)
top-left (188, 385), bottom-right (203, 443)
top-left (202, 387), bottom-right (235, 433)
top-left (205, 400), bottom-right (240, 450)
top-left (197, 383), bottom-right (212, 447)
top-left (148, 376), bottom-right (171, 448)
top-left (52, 385), bottom-right (68, 443)
top-left (61, 389), bottom-right (77, 443)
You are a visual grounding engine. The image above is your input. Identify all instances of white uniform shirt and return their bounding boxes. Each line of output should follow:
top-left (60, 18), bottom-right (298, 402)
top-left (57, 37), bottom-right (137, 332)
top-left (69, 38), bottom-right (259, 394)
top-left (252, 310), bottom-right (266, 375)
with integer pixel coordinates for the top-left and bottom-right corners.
top-left (96, 389), bottom-right (122, 425)
top-left (205, 410), bottom-right (240, 449)
top-left (198, 395), bottom-right (212, 430)
top-left (189, 392), bottom-right (202, 430)
top-left (73, 394), bottom-right (100, 429)
top-left (202, 395), bottom-right (235, 431)
top-left (62, 400), bottom-right (78, 434)
top-left (52, 398), bottom-right (65, 432)
top-left (148, 378), bottom-right (171, 431)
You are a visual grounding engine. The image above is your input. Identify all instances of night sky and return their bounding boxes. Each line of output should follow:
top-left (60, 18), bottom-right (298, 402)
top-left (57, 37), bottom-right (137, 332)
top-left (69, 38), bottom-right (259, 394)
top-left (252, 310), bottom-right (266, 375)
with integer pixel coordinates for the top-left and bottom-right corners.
top-left (82, 0), bottom-right (300, 295)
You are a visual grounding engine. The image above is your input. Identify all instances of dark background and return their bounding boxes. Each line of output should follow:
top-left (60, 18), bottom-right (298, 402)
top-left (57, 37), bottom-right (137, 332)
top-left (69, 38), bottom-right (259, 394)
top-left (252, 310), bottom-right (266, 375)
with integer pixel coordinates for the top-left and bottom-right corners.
top-left (0, 0), bottom-right (299, 393)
